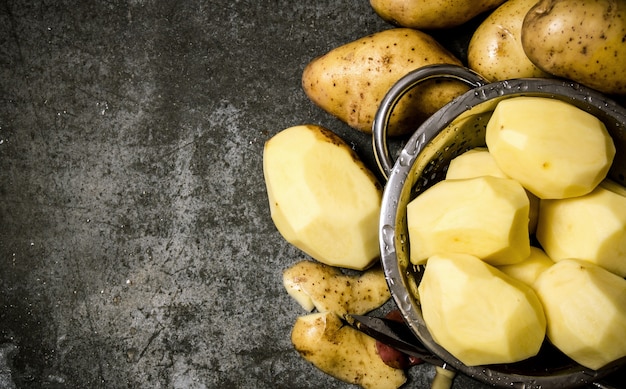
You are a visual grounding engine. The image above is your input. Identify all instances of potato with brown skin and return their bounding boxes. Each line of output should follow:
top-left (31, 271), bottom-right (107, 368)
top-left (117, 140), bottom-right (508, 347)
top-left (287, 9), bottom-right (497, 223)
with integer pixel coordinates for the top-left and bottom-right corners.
top-left (302, 28), bottom-right (469, 136)
top-left (522, 0), bottom-right (626, 94)
top-left (370, 0), bottom-right (507, 30)
top-left (468, 0), bottom-right (552, 81)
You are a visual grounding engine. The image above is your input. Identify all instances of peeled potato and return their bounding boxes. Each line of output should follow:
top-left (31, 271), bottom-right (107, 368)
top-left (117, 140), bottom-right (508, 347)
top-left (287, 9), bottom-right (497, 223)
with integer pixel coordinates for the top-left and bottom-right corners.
top-left (407, 175), bottom-right (530, 266)
top-left (486, 97), bottom-right (615, 199)
top-left (418, 253), bottom-right (546, 366)
top-left (602, 178), bottom-right (626, 197)
top-left (282, 260), bottom-right (390, 316)
top-left (302, 28), bottom-right (468, 136)
top-left (263, 125), bottom-right (382, 270)
top-left (498, 246), bottom-right (554, 287)
top-left (446, 147), bottom-right (508, 180)
top-left (445, 147), bottom-right (540, 233)
top-left (291, 312), bottom-right (407, 389)
top-left (536, 180), bottom-right (626, 277)
top-left (534, 259), bottom-right (626, 370)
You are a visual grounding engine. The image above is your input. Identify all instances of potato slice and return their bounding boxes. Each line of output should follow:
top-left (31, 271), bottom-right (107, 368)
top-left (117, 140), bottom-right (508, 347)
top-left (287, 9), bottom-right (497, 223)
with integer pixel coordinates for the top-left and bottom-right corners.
top-left (291, 312), bottom-right (407, 389)
top-left (486, 97), bottom-right (615, 199)
top-left (263, 125), bottom-right (382, 270)
top-left (418, 253), bottom-right (546, 366)
top-left (534, 259), bottom-right (626, 370)
top-left (445, 147), bottom-right (539, 233)
top-left (536, 180), bottom-right (626, 277)
top-left (407, 175), bottom-right (530, 266)
top-left (282, 260), bottom-right (390, 316)
top-left (498, 246), bottom-right (554, 287)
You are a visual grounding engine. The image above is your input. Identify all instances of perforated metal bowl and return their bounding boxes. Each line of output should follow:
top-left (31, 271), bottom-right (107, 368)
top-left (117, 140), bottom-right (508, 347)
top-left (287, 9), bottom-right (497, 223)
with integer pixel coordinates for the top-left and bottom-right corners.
top-left (373, 64), bottom-right (626, 388)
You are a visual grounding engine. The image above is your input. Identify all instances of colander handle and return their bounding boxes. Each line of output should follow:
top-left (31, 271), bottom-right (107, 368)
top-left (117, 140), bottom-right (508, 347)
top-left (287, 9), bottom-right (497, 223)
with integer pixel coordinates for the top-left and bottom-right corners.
top-left (372, 64), bottom-right (488, 180)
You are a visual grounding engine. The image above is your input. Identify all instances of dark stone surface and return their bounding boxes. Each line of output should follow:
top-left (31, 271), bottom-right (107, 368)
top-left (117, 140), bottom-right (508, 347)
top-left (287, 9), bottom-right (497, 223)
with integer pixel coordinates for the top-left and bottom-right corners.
top-left (1, 1), bottom-right (624, 388)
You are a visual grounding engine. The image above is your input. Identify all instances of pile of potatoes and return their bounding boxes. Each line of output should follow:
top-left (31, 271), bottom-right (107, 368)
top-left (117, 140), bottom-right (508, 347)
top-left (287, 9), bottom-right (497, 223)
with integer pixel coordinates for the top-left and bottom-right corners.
top-left (303, 0), bottom-right (626, 137)
top-left (408, 96), bottom-right (626, 370)
top-left (263, 1), bottom-right (626, 388)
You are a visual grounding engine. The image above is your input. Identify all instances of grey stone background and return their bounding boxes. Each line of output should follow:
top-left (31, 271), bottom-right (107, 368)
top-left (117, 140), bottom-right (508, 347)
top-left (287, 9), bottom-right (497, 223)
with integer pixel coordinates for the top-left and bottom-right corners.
top-left (1, 1), bottom-right (624, 388)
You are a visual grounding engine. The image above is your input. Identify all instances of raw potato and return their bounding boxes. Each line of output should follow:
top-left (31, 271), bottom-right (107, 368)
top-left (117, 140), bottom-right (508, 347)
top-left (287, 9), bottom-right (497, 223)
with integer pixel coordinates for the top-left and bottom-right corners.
top-left (600, 178), bottom-right (626, 197)
top-left (407, 176), bottom-right (530, 266)
top-left (445, 147), bottom-right (540, 233)
top-left (534, 259), bottom-right (626, 370)
top-left (498, 246), bottom-right (554, 287)
top-left (418, 253), bottom-right (546, 366)
top-left (468, 0), bottom-right (552, 81)
top-left (302, 28), bottom-right (469, 136)
top-left (431, 367), bottom-right (457, 389)
top-left (602, 178), bottom-right (626, 197)
top-left (536, 180), bottom-right (626, 277)
top-left (370, 0), bottom-right (507, 30)
top-left (263, 125), bottom-right (382, 270)
top-left (522, 0), bottom-right (626, 94)
top-left (445, 147), bottom-right (508, 180)
top-left (282, 260), bottom-right (390, 316)
top-left (486, 97), bottom-right (615, 199)
top-left (291, 312), bottom-right (407, 389)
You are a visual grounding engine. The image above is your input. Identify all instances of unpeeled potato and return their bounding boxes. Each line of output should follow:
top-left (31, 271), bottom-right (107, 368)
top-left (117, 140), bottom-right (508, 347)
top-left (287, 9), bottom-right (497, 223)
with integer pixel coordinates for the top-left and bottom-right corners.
top-left (302, 28), bottom-right (469, 136)
top-left (370, 0), bottom-right (507, 30)
top-left (468, 0), bottom-right (552, 81)
top-left (522, 0), bottom-right (626, 94)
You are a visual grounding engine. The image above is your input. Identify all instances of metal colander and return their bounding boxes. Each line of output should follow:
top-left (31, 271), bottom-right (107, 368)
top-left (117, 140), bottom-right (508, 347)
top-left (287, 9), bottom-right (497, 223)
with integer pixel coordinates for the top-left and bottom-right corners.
top-left (373, 64), bottom-right (626, 388)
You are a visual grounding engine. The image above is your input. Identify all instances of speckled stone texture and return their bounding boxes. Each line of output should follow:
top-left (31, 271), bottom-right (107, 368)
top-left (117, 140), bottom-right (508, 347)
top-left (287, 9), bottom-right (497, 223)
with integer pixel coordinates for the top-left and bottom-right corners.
top-left (1, 1), bottom-right (624, 389)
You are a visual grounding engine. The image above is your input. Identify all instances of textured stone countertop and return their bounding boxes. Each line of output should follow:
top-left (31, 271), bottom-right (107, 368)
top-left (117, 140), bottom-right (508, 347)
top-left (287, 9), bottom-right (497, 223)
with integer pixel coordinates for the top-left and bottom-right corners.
top-left (1, 1), bottom-right (625, 389)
